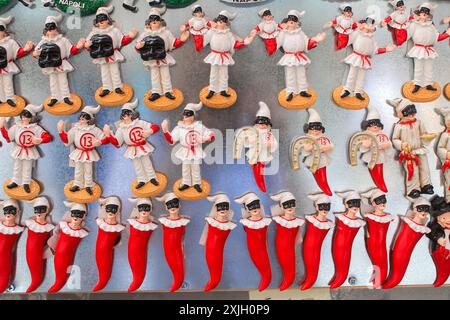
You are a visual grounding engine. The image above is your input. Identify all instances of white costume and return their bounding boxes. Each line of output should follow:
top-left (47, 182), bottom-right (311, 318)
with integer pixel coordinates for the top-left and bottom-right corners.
top-left (255, 8), bottom-right (279, 40)
top-left (436, 107), bottom-right (450, 202)
top-left (385, 4), bottom-right (411, 30)
top-left (333, 14), bottom-right (357, 36)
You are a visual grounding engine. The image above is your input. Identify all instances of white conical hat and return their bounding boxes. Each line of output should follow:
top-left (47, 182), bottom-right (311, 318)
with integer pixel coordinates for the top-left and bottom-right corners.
top-left (418, 2), bottom-right (437, 11)
top-left (270, 191), bottom-right (295, 205)
top-left (307, 193), bottom-right (331, 205)
top-left (256, 101), bottom-right (271, 119)
top-left (218, 10), bottom-right (237, 21)
top-left (63, 200), bottom-right (87, 212)
top-left (308, 108), bottom-right (321, 123)
top-left (184, 102), bottom-right (203, 113)
top-left (366, 105), bottom-right (380, 121)
top-left (336, 190), bottom-right (361, 202)
top-left (128, 197), bottom-right (152, 207)
top-left (0, 198), bottom-right (19, 209)
top-left (411, 197), bottom-right (430, 208)
top-left (191, 4), bottom-right (202, 12)
top-left (122, 99), bottom-right (138, 112)
top-left (361, 188), bottom-right (385, 203)
top-left (81, 105), bottom-right (101, 117)
top-left (436, 107), bottom-right (450, 122)
top-left (149, 7), bottom-right (165, 17)
top-left (24, 104), bottom-right (44, 117)
top-left (0, 16), bottom-right (12, 28)
top-left (287, 9), bottom-right (305, 19)
top-left (45, 15), bottom-right (63, 25)
top-left (99, 196), bottom-right (121, 208)
top-left (340, 3), bottom-right (352, 11)
top-left (389, 0), bottom-right (405, 7)
top-left (156, 192), bottom-right (178, 204)
top-left (207, 193), bottom-right (230, 205)
top-left (29, 196), bottom-right (50, 208)
top-left (96, 5), bottom-right (114, 16)
top-left (235, 192), bottom-right (260, 207)
top-left (387, 98), bottom-right (413, 114)
top-left (258, 8), bottom-right (271, 17)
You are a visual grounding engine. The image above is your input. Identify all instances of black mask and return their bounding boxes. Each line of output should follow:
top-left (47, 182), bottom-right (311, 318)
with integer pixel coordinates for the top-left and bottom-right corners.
top-left (343, 6), bottom-right (352, 13)
top-left (89, 34), bottom-right (114, 59)
top-left (419, 7), bottom-right (430, 15)
top-left (282, 199), bottom-right (296, 209)
top-left (365, 17), bottom-right (375, 25)
top-left (139, 35), bottom-right (167, 61)
top-left (396, 1), bottom-right (404, 7)
top-left (246, 200), bottom-right (261, 211)
top-left (255, 116), bottom-right (271, 126)
top-left (286, 15), bottom-right (299, 23)
top-left (216, 202), bottom-right (230, 211)
top-left (193, 7), bottom-right (203, 14)
top-left (71, 210), bottom-right (86, 218)
top-left (3, 206), bottom-right (17, 215)
top-left (166, 198), bottom-right (180, 209)
top-left (38, 42), bottom-right (62, 68)
top-left (308, 122), bottom-right (324, 131)
top-left (183, 110), bottom-right (195, 117)
top-left (34, 206), bottom-right (48, 214)
top-left (79, 112), bottom-right (92, 121)
top-left (147, 15), bottom-right (162, 23)
top-left (367, 119), bottom-right (383, 129)
top-left (402, 104), bottom-right (417, 117)
top-left (95, 14), bottom-right (109, 24)
top-left (20, 110), bottom-right (33, 119)
top-left (137, 204), bottom-right (152, 212)
top-left (347, 199), bottom-right (361, 208)
top-left (0, 25), bottom-right (5, 32)
top-left (120, 109), bottom-right (133, 120)
top-left (0, 46), bottom-right (6, 69)
top-left (262, 10), bottom-right (272, 17)
top-left (44, 22), bottom-right (57, 31)
top-left (373, 195), bottom-right (387, 205)
top-left (215, 15), bottom-right (229, 23)
top-left (416, 205), bottom-right (430, 213)
top-left (105, 204), bottom-right (119, 213)
top-left (318, 203), bottom-right (331, 211)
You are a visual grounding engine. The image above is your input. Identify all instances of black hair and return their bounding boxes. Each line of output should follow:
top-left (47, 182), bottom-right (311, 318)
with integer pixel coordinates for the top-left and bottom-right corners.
top-left (414, 7), bottom-right (433, 20)
top-left (262, 10), bottom-right (272, 17)
top-left (396, 1), bottom-right (404, 7)
top-left (20, 110), bottom-right (40, 124)
top-left (79, 112), bottom-right (95, 125)
top-left (193, 6), bottom-right (203, 14)
top-left (214, 14), bottom-right (229, 24)
top-left (254, 116), bottom-right (272, 127)
top-left (146, 14), bottom-right (162, 25)
top-left (93, 14), bottom-right (114, 26)
top-left (431, 196), bottom-right (450, 218)
top-left (303, 122), bottom-right (325, 134)
top-left (361, 119), bottom-right (384, 130)
top-left (286, 15), bottom-right (299, 23)
top-left (120, 109), bottom-right (139, 121)
top-left (343, 6), bottom-right (352, 13)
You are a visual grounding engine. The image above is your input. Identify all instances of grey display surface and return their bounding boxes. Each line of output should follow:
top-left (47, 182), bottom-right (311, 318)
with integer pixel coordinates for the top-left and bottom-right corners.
top-left (1, 0), bottom-right (450, 294)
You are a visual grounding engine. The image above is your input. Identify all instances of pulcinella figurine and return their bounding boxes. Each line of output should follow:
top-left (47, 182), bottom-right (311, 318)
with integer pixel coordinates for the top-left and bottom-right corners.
top-left (383, 197), bottom-right (431, 289)
top-left (105, 99), bottom-right (167, 197)
top-left (436, 107), bottom-right (450, 203)
top-left (33, 15), bottom-right (84, 115)
top-left (300, 193), bottom-right (334, 291)
top-left (389, 98), bottom-right (436, 199)
top-left (0, 198), bottom-right (23, 293)
top-left (184, 5), bottom-right (211, 52)
top-left (85, 5), bottom-right (137, 106)
top-left (381, 0), bottom-right (413, 46)
top-left (127, 197), bottom-right (158, 293)
top-left (57, 105), bottom-right (109, 203)
top-left (270, 191), bottom-right (304, 291)
top-left (324, 3), bottom-right (357, 50)
top-left (444, 17), bottom-right (450, 100)
top-left (93, 196), bottom-right (125, 292)
top-left (161, 102), bottom-right (214, 200)
top-left (291, 108), bottom-right (333, 196)
top-left (201, 193), bottom-right (236, 292)
top-left (25, 196), bottom-right (54, 293)
top-left (253, 8), bottom-right (279, 56)
top-left (156, 192), bottom-right (190, 292)
top-left (401, 2), bottom-right (450, 102)
top-left (0, 16), bottom-right (33, 116)
top-left (199, 10), bottom-right (255, 109)
top-left (329, 191), bottom-right (366, 289)
top-left (234, 101), bottom-right (278, 193)
top-left (235, 192), bottom-right (272, 292)
top-left (276, 10), bottom-right (326, 109)
top-left (349, 105), bottom-right (392, 192)
top-left (48, 201), bottom-right (89, 293)
top-left (0, 104), bottom-right (52, 200)
top-left (136, 7), bottom-right (189, 111)
top-left (360, 188), bottom-right (395, 289)
top-left (332, 14), bottom-right (396, 110)
top-left (427, 197), bottom-right (450, 287)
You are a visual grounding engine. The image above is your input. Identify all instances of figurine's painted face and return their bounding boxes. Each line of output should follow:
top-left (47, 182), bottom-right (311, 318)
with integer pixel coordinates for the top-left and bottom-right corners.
top-left (95, 14), bottom-right (111, 29)
top-left (343, 11), bottom-right (353, 18)
top-left (149, 20), bottom-right (162, 30)
top-left (446, 120), bottom-right (450, 129)
top-left (400, 104), bottom-right (417, 120)
top-left (34, 205), bottom-right (48, 221)
top-left (3, 206), bottom-right (17, 224)
top-left (194, 11), bottom-right (204, 18)
top-left (282, 199), bottom-right (296, 216)
top-left (263, 15), bottom-right (274, 21)
top-left (397, 5), bottom-right (405, 12)
top-left (414, 205), bottom-right (430, 220)
top-left (345, 199), bottom-right (361, 216)
top-left (286, 20), bottom-right (299, 30)
top-left (308, 129), bottom-right (322, 136)
top-left (246, 200), bottom-right (262, 218)
top-left (70, 210), bottom-right (85, 228)
top-left (360, 22), bottom-right (376, 33)
top-left (372, 195), bottom-right (387, 213)
top-left (0, 29), bottom-right (5, 39)
top-left (367, 124), bottom-right (381, 132)
top-left (78, 113), bottom-right (92, 126)
top-left (216, 20), bottom-right (227, 30)
top-left (166, 198), bottom-right (180, 215)
top-left (45, 23), bottom-right (59, 38)
top-left (256, 123), bottom-right (269, 130)
top-left (437, 212), bottom-right (450, 229)
top-left (316, 203), bottom-right (331, 219)
top-left (20, 113), bottom-right (32, 125)
top-left (105, 204), bottom-right (119, 221)
top-left (215, 202), bottom-right (230, 219)
top-left (137, 204), bottom-right (151, 219)
top-left (417, 12), bottom-right (430, 22)
top-left (182, 110), bottom-right (195, 125)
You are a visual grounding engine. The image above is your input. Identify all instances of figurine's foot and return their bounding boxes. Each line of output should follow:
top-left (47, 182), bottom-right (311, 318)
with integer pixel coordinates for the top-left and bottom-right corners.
top-left (220, 91), bottom-right (231, 98)
top-left (178, 184), bottom-right (190, 191)
top-left (99, 89), bottom-right (111, 97)
top-left (408, 189), bottom-right (421, 199)
top-left (6, 182), bottom-right (18, 189)
top-left (122, 3), bottom-right (138, 12)
top-left (47, 98), bottom-right (58, 107)
top-left (148, 93), bottom-right (161, 101)
top-left (150, 178), bottom-right (159, 186)
top-left (299, 91), bottom-right (312, 98)
top-left (206, 91), bottom-right (215, 99)
top-left (23, 184), bottom-right (30, 193)
top-left (70, 185), bottom-right (80, 193)
top-left (420, 184), bottom-right (434, 195)
top-left (165, 92), bottom-right (176, 100)
top-left (6, 99), bottom-right (16, 107)
top-left (63, 97), bottom-right (74, 105)
top-left (286, 93), bottom-right (294, 101)
top-left (355, 93), bottom-right (366, 101)
top-left (86, 187), bottom-right (93, 195)
top-left (340, 90), bottom-right (351, 98)
top-left (412, 85), bottom-right (421, 94)
top-left (426, 85), bottom-right (437, 91)
top-left (135, 182), bottom-right (146, 189)
top-left (193, 184), bottom-right (203, 193)
top-left (115, 88), bottom-right (125, 95)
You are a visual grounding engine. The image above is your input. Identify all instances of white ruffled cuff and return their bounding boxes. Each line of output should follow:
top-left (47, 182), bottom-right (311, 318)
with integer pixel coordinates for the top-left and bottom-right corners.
top-left (128, 219), bottom-right (158, 232)
top-left (0, 223), bottom-right (23, 235)
top-left (240, 217), bottom-right (272, 229)
top-left (305, 215), bottom-right (334, 230)
top-left (158, 216), bottom-right (190, 228)
top-left (205, 217), bottom-right (236, 231)
top-left (335, 213), bottom-right (366, 228)
top-left (25, 219), bottom-right (55, 233)
top-left (96, 218), bottom-right (125, 233)
top-left (402, 217), bottom-right (431, 234)
top-left (365, 213), bottom-right (395, 224)
top-left (272, 215), bottom-right (305, 229)
top-left (59, 221), bottom-right (89, 238)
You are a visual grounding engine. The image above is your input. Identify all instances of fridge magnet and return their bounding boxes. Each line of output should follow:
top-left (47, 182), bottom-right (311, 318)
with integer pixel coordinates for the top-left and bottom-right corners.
top-left (324, 3), bottom-right (357, 50)
top-left (184, 4), bottom-right (211, 53)
top-left (253, 8), bottom-right (279, 56)
top-left (381, 0), bottom-right (413, 46)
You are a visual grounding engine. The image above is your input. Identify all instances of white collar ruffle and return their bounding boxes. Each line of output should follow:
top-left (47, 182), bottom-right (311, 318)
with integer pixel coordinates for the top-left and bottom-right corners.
top-left (335, 213), bottom-right (366, 228)
top-left (158, 216), bottom-right (190, 228)
top-left (240, 217), bottom-right (272, 229)
top-left (365, 213), bottom-right (395, 224)
top-left (0, 223), bottom-right (23, 235)
top-left (305, 215), bottom-right (334, 230)
top-left (402, 217), bottom-right (431, 234)
top-left (128, 218), bottom-right (158, 231)
top-left (25, 219), bottom-right (55, 233)
top-left (59, 221), bottom-right (88, 238)
top-left (205, 217), bottom-right (236, 230)
top-left (272, 215), bottom-right (305, 229)
top-left (96, 218), bottom-right (125, 233)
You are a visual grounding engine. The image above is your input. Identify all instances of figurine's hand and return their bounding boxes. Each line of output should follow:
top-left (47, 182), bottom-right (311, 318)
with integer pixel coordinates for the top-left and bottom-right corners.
top-left (362, 139), bottom-right (372, 149)
top-left (142, 129), bottom-right (153, 138)
top-left (135, 41), bottom-right (144, 49)
top-left (312, 32), bottom-right (326, 43)
top-left (180, 30), bottom-right (190, 42)
top-left (443, 17), bottom-right (450, 24)
top-left (446, 27), bottom-right (450, 36)
top-left (92, 139), bottom-right (102, 147)
top-left (303, 143), bottom-right (313, 152)
top-left (161, 119), bottom-right (169, 133)
top-left (401, 142), bottom-right (409, 151)
top-left (209, 21), bottom-right (217, 29)
top-left (32, 50), bottom-right (41, 58)
top-left (57, 120), bottom-right (65, 133)
top-left (243, 35), bottom-right (254, 46)
top-left (386, 44), bottom-right (397, 52)
top-left (323, 21), bottom-right (333, 29)
top-left (0, 117), bottom-right (5, 129)
top-left (77, 38), bottom-right (86, 49)
top-left (32, 137), bottom-right (42, 145)
top-left (84, 40), bottom-right (92, 49)
top-left (249, 29), bottom-right (258, 37)
top-left (280, 23), bottom-right (287, 29)
top-left (381, 20), bottom-right (388, 28)
top-left (128, 27), bottom-right (138, 39)
top-left (446, 151), bottom-right (450, 160)
top-left (179, 24), bottom-right (187, 32)
top-left (438, 237), bottom-right (446, 247)
top-left (24, 41), bottom-right (34, 52)
top-left (103, 124), bottom-right (111, 137)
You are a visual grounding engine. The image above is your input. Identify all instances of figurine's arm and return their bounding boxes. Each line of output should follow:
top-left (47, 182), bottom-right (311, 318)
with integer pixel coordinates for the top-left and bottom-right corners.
top-left (0, 126), bottom-right (11, 143)
top-left (40, 130), bottom-right (53, 144)
top-left (203, 29), bottom-right (213, 48)
top-left (392, 124), bottom-right (403, 151)
top-left (437, 133), bottom-right (449, 162)
top-left (308, 32), bottom-right (326, 51)
top-left (120, 27), bottom-right (138, 47)
top-left (418, 119), bottom-right (428, 136)
top-left (201, 126), bottom-right (215, 142)
top-left (161, 120), bottom-right (179, 145)
top-left (104, 125), bottom-right (123, 148)
top-left (437, 30), bottom-right (450, 42)
top-left (16, 41), bottom-right (33, 59)
top-left (69, 37), bottom-right (85, 57)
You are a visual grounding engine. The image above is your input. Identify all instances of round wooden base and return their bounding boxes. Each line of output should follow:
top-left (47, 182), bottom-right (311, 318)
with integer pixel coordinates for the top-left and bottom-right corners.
top-left (143, 88), bottom-right (184, 111)
top-left (332, 86), bottom-right (369, 110)
top-left (130, 172), bottom-right (168, 197)
top-left (444, 83), bottom-right (450, 101)
top-left (277, 88), bottom-right (317, 110)
top-left (64, 181), bottom-right (102, 204)
top-left (3, 179), bottom-right (41, 200)
top-left (172, 178), bottom-right (211, 201)
top-left (402, 81), bottom-right (441, 102)
top-left (0, 96), bottom-right (26, 117)
top-left (95, 84), bottom-right (134, 107)
top-left (199, 86), bottom-right (237, 109)
top-left (44, 94), bottom-right (83, 116)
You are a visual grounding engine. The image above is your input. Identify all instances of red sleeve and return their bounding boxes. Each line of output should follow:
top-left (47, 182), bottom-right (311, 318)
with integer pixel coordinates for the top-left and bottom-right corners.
top-left (408, 15), bottom-right (414, 21)
top-left (59, 131), bottom-right (68, 144)
top-left (384, 16), bottom-right (392, 23)
top-left (16, 47), bottom-right (30, 59)
top-left (121, 35), bottom-right (133, 47)
top-left (255, 25), bottom-right (260, 32)
top-left (40, 132), bottom-right (52, 144)
top-left (331, 18), bottom-right (337, 25)
top-left (185, 21), bottom-right (190, 28)
top-left (438, 32), bottom-right (449, 42)
top-left (209, 133), bottom-right (215, 142)
top-left (101, 137), bottom-right (110, 145)
top-left (206, 20), bottom-right (212, 28)
top-left (307, 39), bottom-right (318, 50)
top-left (70, 45), bottom-right (80, 56)
top-left (173, 38), bottom-right (185, 49)
top-left (163, 131), bottom-right (174, 144)
top-left (234, 40), bottom-right (246, 49)
top-left (277, 23), bottom-right (283, 29)
top-left (109, 135), bottom-right (119, 148)
top-left (150, 124), bottom-right (160, 134)
top-left (352, 22), bottom-right (358, 30)
top-left (1, 127), bottom-right (10, 143)
top-left (377, 47), bottom-right (387, 54)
